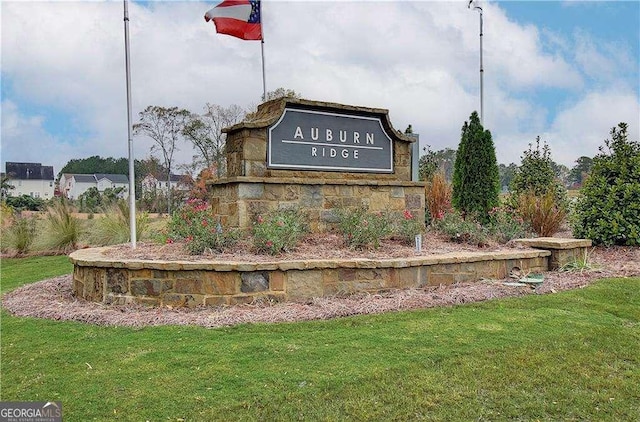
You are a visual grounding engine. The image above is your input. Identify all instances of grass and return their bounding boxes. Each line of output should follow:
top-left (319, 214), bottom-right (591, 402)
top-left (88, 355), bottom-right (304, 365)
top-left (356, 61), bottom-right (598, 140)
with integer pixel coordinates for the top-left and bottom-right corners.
top-left (1, 257), bottom-right (639, 420)
top-left (0, 255), bottom-right (73, 293)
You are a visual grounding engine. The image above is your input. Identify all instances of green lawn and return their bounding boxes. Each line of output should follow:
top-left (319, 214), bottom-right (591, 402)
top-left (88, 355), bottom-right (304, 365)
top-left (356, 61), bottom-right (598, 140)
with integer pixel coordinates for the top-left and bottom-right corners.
top-left (1, 257), bottom-right (639, 421)
top-left (0, 255), bottom-right (73, 293)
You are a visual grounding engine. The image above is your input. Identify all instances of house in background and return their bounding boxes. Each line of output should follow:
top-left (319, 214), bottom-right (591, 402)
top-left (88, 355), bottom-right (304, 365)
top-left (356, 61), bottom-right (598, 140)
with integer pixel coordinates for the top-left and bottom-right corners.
top-left (4, 162), bottom-right (55, 199)
top-left (59, 173), bottom-right (129, 199)
top-left (141, 173), bottom-right (191, 195)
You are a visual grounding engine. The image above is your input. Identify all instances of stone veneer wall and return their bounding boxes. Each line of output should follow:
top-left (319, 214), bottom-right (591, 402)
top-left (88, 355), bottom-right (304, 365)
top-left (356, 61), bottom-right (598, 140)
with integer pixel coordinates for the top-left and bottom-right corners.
top-left (70, 247), bottom-right (552, 308)
top-left (208, 98), bottom-right (425, 231)
top-left (210, 177), bottom-right (424, 232)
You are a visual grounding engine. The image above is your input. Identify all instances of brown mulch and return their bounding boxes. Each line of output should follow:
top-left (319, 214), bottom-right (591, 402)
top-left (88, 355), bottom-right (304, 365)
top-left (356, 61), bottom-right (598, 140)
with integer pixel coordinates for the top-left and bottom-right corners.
top-left (2, 236), bottom-right (639, 328)
top-left (104, 232), bottom-right (521, 262)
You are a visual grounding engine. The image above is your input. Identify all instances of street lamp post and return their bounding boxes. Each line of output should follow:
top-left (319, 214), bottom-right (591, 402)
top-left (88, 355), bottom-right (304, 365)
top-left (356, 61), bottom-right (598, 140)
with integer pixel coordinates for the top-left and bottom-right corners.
top-left (468, 0), bottom-right (484, 126)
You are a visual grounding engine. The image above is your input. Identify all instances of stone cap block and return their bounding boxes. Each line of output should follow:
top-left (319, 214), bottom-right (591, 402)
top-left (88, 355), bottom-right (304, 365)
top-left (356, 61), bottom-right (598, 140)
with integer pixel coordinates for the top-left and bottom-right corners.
top-left (513, 237), bottom-right (592, 250)
top-left (223, 98), bottom-right (415, 144)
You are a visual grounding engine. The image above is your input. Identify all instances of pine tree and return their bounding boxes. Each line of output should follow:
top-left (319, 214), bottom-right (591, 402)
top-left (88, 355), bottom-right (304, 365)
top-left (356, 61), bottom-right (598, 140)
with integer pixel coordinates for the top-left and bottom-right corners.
top-left (452, 111), bottom-right (500, 222)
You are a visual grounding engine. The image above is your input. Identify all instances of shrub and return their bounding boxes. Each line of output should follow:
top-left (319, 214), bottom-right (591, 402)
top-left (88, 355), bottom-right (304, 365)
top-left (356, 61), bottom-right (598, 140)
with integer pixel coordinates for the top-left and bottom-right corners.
top-left (5, 215), bottom-right (37, 255)
top-left (452, 111), bottom-right (500, 223)
top-left (572, 123), bottom-right (640, 245)
top-left (42, 200), bottom-right (84, 252)
top-left (431, 210), bottom-right (489, 247)
top-left (487, 206), bottom-right (532, 244)
top-left (395, 209), bottom-right (424, 245)
top-left (166, 198), bottom-right (239, 254)
top-left (91, 201), bottom-right (149, 246)
top-left (425, 172), bottom-right (452, 223)
top-left (185, 225), bottom-right (241, 255)
top-left (167, 198), bottom-right (210, 240)
top-left (252, 207), bottom-right (308, 255)
top-left (336, 206), bottom-right (392, 249)
top-left (516, 189), bottom-right (567, 237)
top-left (5, 195), bottom-right (46, 212)
top-left (509, 137), bottom-right (567, 205)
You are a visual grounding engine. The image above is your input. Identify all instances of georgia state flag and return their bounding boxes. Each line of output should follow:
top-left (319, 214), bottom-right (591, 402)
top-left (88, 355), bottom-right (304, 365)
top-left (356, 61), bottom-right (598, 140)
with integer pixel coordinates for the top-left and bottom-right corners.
top-left (204, 0), bottom-right (262, 41)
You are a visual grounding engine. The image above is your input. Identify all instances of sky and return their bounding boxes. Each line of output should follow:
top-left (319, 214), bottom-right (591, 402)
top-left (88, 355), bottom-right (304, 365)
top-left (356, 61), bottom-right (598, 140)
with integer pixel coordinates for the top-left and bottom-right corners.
top-left (2, 0), bottom-right (639, 177)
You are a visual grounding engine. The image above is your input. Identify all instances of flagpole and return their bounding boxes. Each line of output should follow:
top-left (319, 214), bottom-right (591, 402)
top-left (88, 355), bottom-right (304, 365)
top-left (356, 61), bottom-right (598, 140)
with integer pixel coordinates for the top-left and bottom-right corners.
top-left (124, 0), bottom-right (137, 248)
top-left (468, 0), bottom-right (484, 126)
top-left (260, 0), bottom-right (266, 100)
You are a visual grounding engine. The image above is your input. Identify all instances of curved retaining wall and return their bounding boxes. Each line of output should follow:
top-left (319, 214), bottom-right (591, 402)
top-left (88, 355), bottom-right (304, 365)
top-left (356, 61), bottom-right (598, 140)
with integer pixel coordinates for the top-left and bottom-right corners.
top-left (69, 247), bottom-right (555, 308)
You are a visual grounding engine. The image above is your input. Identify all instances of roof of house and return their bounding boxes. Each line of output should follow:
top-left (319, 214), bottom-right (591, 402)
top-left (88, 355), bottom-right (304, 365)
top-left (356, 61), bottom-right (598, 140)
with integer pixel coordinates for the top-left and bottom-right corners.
top-left (5, 162), bottom-right (54, 181)
top-left (72, 174), bottom-right (97, 183)
top-left (69, 173), bottom-right (129, 184)
top-left (95, 174), bottom-right (129, 184)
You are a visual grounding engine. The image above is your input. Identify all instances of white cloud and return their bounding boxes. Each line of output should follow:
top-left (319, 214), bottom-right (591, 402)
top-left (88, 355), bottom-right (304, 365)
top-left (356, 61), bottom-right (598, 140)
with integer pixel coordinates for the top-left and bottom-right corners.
top-left (544, 90), bottom-right (640, 166)
top-left (1, 0), bottom-right (638, 176)
top-left (2, 100), bottom-right (82, 175)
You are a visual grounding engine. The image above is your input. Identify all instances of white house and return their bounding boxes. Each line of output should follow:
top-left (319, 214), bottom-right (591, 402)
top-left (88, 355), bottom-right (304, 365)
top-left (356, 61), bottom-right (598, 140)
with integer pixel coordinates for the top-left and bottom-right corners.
top-left (60, 173), bottom-right (129, 199)
top-left (4, 162), bottom-right (55, 199)
top-left (141, 174), bottom-right (191, 195)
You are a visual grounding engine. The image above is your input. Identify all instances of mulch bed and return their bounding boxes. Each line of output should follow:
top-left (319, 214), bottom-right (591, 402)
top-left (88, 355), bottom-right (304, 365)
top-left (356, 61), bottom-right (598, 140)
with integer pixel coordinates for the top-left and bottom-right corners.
top-left (2, 245), bottom-right (638, 328)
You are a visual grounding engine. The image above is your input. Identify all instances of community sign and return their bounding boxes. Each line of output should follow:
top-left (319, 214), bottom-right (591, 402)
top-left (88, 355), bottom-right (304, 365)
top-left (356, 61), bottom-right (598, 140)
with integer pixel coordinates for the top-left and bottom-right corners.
top-left (268, 107), bottom-right (394, 173)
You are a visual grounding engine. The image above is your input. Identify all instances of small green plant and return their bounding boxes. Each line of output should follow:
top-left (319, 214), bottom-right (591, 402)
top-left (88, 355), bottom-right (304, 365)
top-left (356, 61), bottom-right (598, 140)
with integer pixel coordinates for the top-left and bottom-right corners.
top-left (431, 210), bottom-right (489, 246)
top-left (91, 201), bottom-right (149, 245)
top-left (252, 207), bottom-right (308, 255)
top-left (395, 209), bottom-right (424, 245)
top-left (559, 249), bottom-right (598, 272)
top-left (42, 200), bottom-right (84, 252)
top-left (336, 206), bottom-right (392, 249)
top-left (167, 198), bottom-right (240, 255)
top-left (5, 215), bottom-right (37, 255)
top-left (487, 206), bottom-right (532, 244)
top-left (516, 189), bottom-right (567, 237)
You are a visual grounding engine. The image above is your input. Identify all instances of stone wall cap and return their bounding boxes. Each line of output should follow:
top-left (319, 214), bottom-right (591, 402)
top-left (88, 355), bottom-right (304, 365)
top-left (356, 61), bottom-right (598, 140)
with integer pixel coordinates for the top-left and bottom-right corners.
top-left (513, 238), bottom-right (592, 250)
top-left (70, 247), bottom-right (550, 272)
top-left (223, 97), bottom-right (414, 143)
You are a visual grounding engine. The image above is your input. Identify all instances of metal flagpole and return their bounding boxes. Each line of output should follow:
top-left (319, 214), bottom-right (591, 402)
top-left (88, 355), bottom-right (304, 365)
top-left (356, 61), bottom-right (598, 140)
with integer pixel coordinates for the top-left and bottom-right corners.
top-left (124, 0), bottom-right (137, 248)
top-left (469, 0), bottom-right (484, 126)
top-left (260, 0), bottom-right (266, 100)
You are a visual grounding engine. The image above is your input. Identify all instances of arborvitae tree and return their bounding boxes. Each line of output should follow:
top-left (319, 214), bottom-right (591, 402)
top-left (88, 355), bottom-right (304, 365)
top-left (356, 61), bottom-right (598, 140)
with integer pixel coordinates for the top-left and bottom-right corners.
top-left (452, 111), bottom-right (500, 222)
top-left (573, 123), bottom-right (640, 245)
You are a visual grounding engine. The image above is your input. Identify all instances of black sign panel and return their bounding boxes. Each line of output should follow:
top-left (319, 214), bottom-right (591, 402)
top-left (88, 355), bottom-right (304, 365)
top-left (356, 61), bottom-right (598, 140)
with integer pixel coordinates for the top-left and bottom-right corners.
top-left (268, 108), bottom-right (393, 173)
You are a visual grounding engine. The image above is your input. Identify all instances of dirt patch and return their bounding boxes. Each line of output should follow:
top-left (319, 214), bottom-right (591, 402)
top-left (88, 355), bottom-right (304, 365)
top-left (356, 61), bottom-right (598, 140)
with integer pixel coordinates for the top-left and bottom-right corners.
top-left (2, 237), bottom-right (639, 328)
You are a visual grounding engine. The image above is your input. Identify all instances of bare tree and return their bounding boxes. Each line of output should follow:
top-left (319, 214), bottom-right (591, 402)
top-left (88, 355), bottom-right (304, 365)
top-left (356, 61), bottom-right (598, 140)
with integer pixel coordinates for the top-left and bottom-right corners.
top-left (182, 103), bottom-right (245, 178)
top-left (133, 106), bottom-right (189, 215)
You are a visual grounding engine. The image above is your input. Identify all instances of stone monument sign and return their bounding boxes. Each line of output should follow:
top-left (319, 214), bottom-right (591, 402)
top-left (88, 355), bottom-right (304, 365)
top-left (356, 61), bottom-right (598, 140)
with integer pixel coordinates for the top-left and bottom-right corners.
top-left (208, 98), bottom-right (425, 232)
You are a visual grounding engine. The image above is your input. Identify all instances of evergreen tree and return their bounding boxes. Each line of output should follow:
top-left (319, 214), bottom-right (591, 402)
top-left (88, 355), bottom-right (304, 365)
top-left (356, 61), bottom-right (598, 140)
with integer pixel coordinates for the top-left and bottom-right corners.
top-left (573, 123), bottom-right (640, 245)
top-left (510, 137), bottom-right (565, 201)
top-left (452, 111), bottom-right (500, 221)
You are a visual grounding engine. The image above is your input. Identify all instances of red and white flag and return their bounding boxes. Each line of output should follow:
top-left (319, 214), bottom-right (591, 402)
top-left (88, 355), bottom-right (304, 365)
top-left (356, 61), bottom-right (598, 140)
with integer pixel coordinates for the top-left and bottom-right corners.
top-left (204, 0), bottom-right (262, 41)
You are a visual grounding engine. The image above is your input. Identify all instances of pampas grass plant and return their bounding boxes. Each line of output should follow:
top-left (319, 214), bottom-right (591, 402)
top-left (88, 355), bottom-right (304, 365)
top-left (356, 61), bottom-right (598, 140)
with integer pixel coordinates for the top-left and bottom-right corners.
top-left (91, 201), bottom-right (149, 246)
top-left (4, 215), bottom-right (37, 255)
top-left (42, 200), bottom-right (84, 252)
